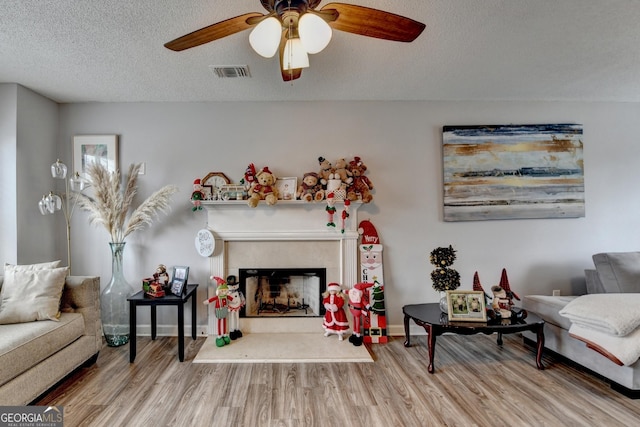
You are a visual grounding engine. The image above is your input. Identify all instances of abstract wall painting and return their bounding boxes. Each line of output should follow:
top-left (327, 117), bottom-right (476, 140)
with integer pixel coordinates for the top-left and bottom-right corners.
top-left (442, 124), bottom-right (584, 221)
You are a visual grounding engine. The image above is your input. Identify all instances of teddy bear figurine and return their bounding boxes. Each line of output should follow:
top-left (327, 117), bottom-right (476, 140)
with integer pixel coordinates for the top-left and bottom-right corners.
top-left (247, 166), bottom-right (279, 208)
top-left (330, 158), bottom-right (353, 185)
top-left (297, 172), bottom-right (325, 202)
top-left (318, 156), bottom-right (333, 189)
top-left (347, 156), bottom-right (374, 203)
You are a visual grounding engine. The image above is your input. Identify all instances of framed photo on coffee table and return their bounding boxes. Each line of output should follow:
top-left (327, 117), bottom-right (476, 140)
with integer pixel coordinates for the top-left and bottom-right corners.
top-left (446, 290), bottom-right (487, 322)
top-left (170, 266), bottom-right (189, 296)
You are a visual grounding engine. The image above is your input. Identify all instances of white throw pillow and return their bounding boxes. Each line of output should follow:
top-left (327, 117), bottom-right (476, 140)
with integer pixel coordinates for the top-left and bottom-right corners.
top-left (4, 260), bottom-right (61, 270)
top-left (0, 265), bottom-right (68, 324)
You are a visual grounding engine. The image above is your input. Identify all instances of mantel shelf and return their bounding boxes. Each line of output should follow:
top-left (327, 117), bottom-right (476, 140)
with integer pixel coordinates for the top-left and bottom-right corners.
top-left (199, 199), bottom-right (362, 208)
top-left (197, 198), bottom-right (364, 239)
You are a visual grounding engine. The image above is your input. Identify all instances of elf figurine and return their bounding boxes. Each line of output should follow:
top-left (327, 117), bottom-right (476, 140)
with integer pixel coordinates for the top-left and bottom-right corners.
top-left (203, 276), bottom-right (234, 347)
top-left (191, 178), bottom-right (205, 211)
top-left (326, 192), bottom-right (336, 228)
top-left (322, 283), bottom-right (349, 340)
top-left (340, 199), bottom-right (351, 234)
top-left (226, 275), bottom-right (246, 340)
top-left (346, 282), bottom-right (373, 346)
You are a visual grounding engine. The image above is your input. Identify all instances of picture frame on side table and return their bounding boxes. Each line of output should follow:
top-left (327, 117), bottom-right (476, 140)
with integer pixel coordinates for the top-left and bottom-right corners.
top-left (446, 290), bottom-right (487, 322)
top-left (73, 135), bottom-right (118, 180)
top-left (275, 177), bottom-right (297, 200)
top-left (170, 266), bottom-right (189, 296)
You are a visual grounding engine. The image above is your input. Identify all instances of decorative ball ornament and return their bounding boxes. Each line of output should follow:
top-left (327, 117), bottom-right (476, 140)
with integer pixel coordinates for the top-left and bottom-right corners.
top-left (195, 228), bottom-right (215, 257)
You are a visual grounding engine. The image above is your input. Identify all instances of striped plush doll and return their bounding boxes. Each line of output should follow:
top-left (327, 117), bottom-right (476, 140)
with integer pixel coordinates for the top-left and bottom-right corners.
top-left (204, 276), bottom-right (234, 347)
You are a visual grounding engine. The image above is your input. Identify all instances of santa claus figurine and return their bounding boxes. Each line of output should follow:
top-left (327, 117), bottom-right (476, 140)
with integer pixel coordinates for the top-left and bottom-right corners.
top-left (322, 283), bottom-right (350, 340)
top-left (346, 282), bottom-right (373, 346)
top-left (204, 276), bottom-right (234, 347)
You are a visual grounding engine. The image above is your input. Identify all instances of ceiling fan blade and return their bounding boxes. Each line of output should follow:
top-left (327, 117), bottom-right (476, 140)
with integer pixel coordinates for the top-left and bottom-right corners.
top-left (165, 12), bottom-right (264, 51)
top-left (320, 3), bottom-right (425, 42)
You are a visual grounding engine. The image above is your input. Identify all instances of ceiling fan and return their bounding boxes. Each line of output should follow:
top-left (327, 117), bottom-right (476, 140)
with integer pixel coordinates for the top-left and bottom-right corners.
top-left (164, 1), bottom-right (425, 81)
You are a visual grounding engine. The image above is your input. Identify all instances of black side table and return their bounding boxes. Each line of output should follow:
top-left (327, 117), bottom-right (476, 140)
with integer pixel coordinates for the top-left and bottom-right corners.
top-left (128, 284), bottom-right (198, 362)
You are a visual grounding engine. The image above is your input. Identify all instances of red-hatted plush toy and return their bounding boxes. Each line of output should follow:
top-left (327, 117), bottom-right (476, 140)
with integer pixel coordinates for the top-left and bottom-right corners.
top-left (204, 276), bottom-right (234, 347)
top-left (325, 191), bottom-right (337, 227)
top-left (191, 178), bottom-right (205, 211)
top-left (248, 166), bottom-right (279, 208)
top-left (322, 283), bottom-right (350, 340)
top-left (244, 163), bottom-right (256, 186)
top-left (346, 282), bottom-right (373, 346)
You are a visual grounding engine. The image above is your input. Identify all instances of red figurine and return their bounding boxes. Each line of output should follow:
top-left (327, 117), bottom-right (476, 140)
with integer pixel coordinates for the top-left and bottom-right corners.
top-left (322, 283), bottom-right (349, 340)
top-left (346, 282), bottom-right (373, 346)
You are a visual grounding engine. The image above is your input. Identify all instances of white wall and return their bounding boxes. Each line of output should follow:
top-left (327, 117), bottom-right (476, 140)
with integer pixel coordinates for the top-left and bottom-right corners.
top-left (16, 85), bottom-right (59, 264)
top-left (0, 84), bottom-right (58, 265)
top-left (56, 100), bottom-right (640, 334)
top-left (0, 84), bottom-right (18, 265)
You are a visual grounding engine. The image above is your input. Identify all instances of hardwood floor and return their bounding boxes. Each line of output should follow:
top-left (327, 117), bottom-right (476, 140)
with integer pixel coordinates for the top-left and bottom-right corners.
top-left (35, 334), bottom-right (640, 426)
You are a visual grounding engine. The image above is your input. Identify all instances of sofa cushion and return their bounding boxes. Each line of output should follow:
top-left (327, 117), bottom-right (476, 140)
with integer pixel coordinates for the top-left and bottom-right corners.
top-left (3, 261), bottom-right (61, 270)
top-left (593, 252), bottom-right (640, 293)
top-left (0, 265), bottom-right (68, 324)
top-left (0, 312), bottom-right (85, 386)
top-left (0, 261), bottom-right (61, 293)
top-left (522, 295), bottom-right (577, 330)
top-left (585, 269), bottom-right (605, 294)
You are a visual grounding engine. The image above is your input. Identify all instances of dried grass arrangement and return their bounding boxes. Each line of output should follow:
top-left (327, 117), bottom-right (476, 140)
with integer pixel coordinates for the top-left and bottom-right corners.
top-left (76, 163), bottom-right (178, 243)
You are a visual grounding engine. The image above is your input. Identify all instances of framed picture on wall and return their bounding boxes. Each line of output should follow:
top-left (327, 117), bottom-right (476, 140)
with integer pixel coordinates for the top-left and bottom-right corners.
top-left (442, 124), bottom-right (584, 221)
top-left (73, 135), bottom-right (118, 180)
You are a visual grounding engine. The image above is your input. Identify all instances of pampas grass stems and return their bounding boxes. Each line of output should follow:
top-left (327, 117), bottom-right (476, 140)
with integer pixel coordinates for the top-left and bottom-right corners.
top-left (76, 163), bottom-right (178, 243)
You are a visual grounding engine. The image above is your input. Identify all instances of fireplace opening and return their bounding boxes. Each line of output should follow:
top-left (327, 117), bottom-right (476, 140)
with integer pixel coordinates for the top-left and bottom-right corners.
top-left (239, 268), bottom-right (326, 318)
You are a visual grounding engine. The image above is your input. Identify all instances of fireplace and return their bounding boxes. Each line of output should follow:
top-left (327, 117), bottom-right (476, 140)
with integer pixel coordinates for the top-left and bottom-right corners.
top-left (202, 201), bottom-right (361, 334)
top-left (239, 268), bottom-right (326, 318)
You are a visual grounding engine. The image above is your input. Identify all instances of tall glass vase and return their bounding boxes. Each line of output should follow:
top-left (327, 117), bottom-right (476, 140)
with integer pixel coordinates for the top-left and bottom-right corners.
top-left (439, 291), bottom-right (449, 314)
top-left (101, 242), bottom-right (134, 347)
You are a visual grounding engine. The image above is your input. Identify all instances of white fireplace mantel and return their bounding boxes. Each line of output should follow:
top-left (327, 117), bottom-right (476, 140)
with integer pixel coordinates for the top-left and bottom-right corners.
top-left (202, 200), bottom-right (361, 240)
top-left (201, 200), bottom-right (362, 334)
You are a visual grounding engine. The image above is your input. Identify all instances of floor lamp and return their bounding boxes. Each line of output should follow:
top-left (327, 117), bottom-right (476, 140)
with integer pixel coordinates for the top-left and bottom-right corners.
top-left (38, 160), bottom-right (89, 274)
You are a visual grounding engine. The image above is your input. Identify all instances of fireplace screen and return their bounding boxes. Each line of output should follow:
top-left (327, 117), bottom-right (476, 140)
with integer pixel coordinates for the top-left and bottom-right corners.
top-left (239, 268), bottom-right (326, 318)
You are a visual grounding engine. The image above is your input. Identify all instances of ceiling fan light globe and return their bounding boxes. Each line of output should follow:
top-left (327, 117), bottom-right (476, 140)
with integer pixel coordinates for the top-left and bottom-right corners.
top-left (249, 17), bottom-right (281, 58)
top-left (298, 13), bottom-right (332, 54)
top-left (282, 38), bottom-right (309, 70)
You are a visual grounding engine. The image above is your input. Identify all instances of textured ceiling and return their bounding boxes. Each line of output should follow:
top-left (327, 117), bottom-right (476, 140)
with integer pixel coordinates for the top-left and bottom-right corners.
top-left (1, 0), bottom-right (640, 103)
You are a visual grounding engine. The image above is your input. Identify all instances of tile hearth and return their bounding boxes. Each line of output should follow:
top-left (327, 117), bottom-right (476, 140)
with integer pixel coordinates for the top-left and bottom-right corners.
top-left (193, 333), bottom-right (373, 363)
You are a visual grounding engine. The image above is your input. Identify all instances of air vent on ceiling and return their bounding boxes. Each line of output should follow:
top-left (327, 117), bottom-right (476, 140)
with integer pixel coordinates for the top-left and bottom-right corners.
top-left (210, 65), bottom-right (251, 78)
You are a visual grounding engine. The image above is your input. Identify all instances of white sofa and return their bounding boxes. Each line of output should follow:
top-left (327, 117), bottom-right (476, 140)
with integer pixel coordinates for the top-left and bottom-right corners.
top-left (522, 252), bottom-right (640, 397)
top-left (0, 275), bottom-right (102, 405)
